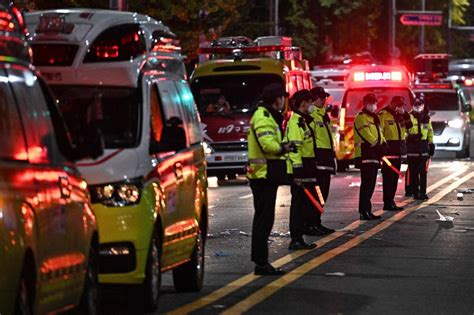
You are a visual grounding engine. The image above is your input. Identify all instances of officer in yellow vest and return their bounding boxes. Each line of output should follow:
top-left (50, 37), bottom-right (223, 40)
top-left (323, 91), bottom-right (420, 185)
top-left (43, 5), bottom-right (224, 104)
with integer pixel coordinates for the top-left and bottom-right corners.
top-left (354, 93), bottom-right (386, 220)
top-left (407, 98), bottom-right (434, 200)
top-left (247, 82), bottom-right (293, 275)
top-left (309, 87), bottom-right (337, 210)
top-left (378, 96), bottom-right (413, 211)
top-left (285, 90), bottom-right (320, 250)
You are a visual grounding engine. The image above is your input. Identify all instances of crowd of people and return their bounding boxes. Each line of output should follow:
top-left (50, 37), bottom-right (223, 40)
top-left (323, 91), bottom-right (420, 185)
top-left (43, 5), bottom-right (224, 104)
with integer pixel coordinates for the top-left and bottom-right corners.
top-left (246, 83), bottom-right (434, 275)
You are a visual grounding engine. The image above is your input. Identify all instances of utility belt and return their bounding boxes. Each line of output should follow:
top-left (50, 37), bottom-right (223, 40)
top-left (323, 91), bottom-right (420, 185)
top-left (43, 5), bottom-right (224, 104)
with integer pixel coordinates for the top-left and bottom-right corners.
top-left (248, 157), bottom-right (290, 185)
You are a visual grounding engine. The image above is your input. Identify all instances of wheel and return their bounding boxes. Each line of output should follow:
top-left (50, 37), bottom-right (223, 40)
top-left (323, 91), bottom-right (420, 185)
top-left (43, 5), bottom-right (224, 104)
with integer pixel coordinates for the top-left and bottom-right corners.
top-left (172, 229), bottom-right (205, 292)
top-left (77, 246), bottom-right (99, 315)
top-left (15, 272), bottom-right (33, 315)
top-left (140, 230), bottom-right (161, 312)
top-left (456, 144), bottom-right (470, 158)
top-left (336, 160), bottom-right (348, 172)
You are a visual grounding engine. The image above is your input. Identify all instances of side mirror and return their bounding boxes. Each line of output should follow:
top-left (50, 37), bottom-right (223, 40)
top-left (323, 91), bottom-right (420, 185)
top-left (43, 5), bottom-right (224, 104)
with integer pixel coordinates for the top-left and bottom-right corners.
top-left (70, 125), bottom-right (104, 161)
top-left (329, 105), bottom-right (340, 118)
top-left (150, 117), bottom-right (187, 154)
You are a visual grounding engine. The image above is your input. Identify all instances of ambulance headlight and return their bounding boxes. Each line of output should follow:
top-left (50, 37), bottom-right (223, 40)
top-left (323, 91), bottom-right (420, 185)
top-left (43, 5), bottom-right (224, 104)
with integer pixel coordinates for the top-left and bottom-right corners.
top-left (92, 179), bottom-right (142, 207)
top-left (203, 142), bottom-right (214, 156)
top-left (448, 119), bottom-right (464, 129)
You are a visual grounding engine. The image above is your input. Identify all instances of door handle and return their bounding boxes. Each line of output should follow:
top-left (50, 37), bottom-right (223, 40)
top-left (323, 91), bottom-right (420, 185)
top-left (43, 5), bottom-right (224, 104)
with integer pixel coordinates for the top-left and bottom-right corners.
top-left (174, 162), bottom-right (184, 181)
top-left (59, 176), bottom-right (72, 199)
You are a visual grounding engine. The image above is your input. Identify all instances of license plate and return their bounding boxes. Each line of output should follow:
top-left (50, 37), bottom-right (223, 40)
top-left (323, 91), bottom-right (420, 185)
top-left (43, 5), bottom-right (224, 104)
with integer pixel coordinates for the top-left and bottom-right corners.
top-left (223, 155), bottom-right (247, 162)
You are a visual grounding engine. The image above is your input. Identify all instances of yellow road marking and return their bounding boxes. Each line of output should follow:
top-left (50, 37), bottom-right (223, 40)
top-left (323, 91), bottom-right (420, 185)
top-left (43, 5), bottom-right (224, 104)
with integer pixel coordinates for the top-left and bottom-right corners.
top-left (167, 166), bottom-right (469, 315)
top-left (222, 171), bottom-right (474, 314)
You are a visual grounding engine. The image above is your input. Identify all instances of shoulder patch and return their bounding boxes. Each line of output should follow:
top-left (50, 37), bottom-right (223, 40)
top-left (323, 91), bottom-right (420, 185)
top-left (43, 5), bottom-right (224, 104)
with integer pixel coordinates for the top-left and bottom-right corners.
top-left (263, 111), bottom-right (270, 117)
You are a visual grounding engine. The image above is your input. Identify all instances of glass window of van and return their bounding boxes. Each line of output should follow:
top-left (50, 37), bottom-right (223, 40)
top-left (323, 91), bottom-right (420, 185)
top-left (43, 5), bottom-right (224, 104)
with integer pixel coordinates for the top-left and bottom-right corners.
top-left (175, 81), bottom-right (202, 145)
top-left (0, 75), bottom-right (27, 161)
top-left (150, 85), bottom-right (164, 142)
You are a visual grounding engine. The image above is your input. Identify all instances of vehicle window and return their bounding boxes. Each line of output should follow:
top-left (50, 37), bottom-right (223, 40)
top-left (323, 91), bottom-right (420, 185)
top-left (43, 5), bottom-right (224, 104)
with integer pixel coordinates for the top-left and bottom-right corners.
top-left (191, 74), bottom-right (283, 116)
top-left (326, 88), bottom-right (345, 106)
top-left (83, 24), bottom-right (146, 63)
top-left (8, 69), bottom-right (63, 164)
top-left (150, 85), bottom-right (164, 142)
top-left (175, 81), bottom-right (202, 144)
top-left (343, 88), bottom-right (412, 117)
top-left (50, 85), bottom-right (141, 149)
top-left (31, 44), bottom-right (79, 66)
top-left (0, 74), bottom-right (27, 161)
top-left (415, 92), bottom-right (459, 111)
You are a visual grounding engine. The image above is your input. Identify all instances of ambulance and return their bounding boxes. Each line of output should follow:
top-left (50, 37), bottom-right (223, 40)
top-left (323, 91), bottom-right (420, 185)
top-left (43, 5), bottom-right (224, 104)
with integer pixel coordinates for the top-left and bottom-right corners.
top-left (191, 36), bottom-right (312, 180)
top-left (26, 9), bottom-right (208, 310)
top-left (336, 65), bottom-right (414, 171)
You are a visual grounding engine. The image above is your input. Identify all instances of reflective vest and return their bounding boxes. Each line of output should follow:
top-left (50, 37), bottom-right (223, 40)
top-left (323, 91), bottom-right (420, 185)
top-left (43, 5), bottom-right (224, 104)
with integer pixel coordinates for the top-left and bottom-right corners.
top-left (247, 105), bottom-right (288, 180)
top-left (284, 111), bottom-right (317, 181)
top-left (378, 107), bottom-right (410, 159)
top-left (310, 106), bottom-right (336, 172)
top-left (407, 112), bottom-right (433, 158)
top-left (354, 111), bottom-right (386, 164)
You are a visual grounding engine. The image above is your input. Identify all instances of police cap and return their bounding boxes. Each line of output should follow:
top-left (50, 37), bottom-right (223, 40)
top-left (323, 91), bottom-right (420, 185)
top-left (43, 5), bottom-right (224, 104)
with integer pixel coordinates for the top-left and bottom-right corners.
top-left (310, 86), bottom-right (330, 100)
top-left (362, 93), bottom-right (377, 105)
top-left (262, 83), bottom-right (289, 104)
top-left (290, 89), bottom-right (312, 110)
top-left (391, 96), bottom-right (405, 107)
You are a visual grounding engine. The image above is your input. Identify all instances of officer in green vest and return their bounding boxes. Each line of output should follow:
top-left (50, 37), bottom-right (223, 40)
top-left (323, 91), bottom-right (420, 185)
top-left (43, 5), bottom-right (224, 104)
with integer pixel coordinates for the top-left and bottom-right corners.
top-left (309, 87), bottom-right (337, 216)
top-left (407, 98), bottom-right (434, 200)
top-left (378, 96), bottom-right (413, 211)
top-left (285, 89), bottom-right (319, 250)
top-left (247, 82), bottom-right (294, 275)
top-left (354, 93), bottom-right (386, 220)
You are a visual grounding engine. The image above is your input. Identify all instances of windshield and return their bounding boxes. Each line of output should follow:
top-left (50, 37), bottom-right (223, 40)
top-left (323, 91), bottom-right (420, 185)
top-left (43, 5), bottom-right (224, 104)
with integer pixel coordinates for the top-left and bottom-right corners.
top-left (191, 74), bottom-right (283, 115)
top-left (415, 92), bottom-right (459, 111)
top-left (50, 86), bottom-right (141, 149)
top-left (343, 88), bottom-right (412, 117)
top-left (326, 88), bottom-right (345, 106)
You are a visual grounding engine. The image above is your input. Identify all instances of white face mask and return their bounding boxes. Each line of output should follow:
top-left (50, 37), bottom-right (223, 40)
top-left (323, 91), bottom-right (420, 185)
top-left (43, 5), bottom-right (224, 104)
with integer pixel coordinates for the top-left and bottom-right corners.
top-left (365, 103), bottom-right (377, 113)
top-left (308, 105), bottom-right (316, 113)
top-left (413, 106), bottom-right (424, 113)
top-left (396, 106), bottom-right (405, 114)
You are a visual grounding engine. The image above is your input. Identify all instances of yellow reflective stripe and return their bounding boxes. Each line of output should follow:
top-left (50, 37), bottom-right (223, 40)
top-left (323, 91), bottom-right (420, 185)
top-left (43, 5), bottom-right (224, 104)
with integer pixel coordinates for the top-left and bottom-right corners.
top-left (317, 166), bottom-right (334, 171)
top-left (300, 178), bottom-right (318, 182)
top-left (257, 131), bottom-right (274, 137)
top-left (362, 159), bottom-right (379, 164)
top-left (293, 164), bottom-right (303, 168)
top-left (292, 140), bottom-right (304, 145)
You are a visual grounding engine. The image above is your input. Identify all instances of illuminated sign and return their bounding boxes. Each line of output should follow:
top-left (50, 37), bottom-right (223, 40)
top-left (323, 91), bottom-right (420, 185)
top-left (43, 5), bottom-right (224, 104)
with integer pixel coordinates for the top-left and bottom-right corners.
top-left (400, 13), bottom-right (443, 26)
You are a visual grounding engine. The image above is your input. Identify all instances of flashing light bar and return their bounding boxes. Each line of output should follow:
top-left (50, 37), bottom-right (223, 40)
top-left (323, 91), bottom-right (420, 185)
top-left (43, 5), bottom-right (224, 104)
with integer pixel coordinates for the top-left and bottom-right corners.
top-left (198, 45), bottom-right (294, 55)
top-left (353, 71), bottom-right (403, 82)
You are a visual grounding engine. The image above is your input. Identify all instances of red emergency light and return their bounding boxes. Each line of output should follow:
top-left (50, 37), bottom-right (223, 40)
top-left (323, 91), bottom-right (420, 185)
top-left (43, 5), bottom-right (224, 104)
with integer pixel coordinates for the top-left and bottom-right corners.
top-left (95, 45), bottom-right (119, 58)
top-left (413, 83), bottom-right (453, 89)
top-left (353, 71), bottom-right (403, 82)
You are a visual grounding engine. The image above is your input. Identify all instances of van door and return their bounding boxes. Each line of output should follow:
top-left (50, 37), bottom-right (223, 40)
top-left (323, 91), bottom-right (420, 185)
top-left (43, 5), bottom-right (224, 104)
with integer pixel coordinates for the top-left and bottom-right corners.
top-left (7, 67), bottom-right (83, 311)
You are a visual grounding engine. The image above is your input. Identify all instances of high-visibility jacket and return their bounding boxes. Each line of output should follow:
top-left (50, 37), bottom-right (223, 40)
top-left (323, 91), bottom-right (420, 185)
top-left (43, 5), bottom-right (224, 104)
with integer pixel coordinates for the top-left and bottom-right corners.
top-left (378, 107), bottom-right (412, 159)
top-left (407, 111), bottom-right (433, 158)
top-left (285, 111), bottom-right (317, 181)
top-left (310, 106), bottom-right (336, 172)
top-left (354, 110), bottom-right (386, 165)
top-left (247, 105), bottom-right (288, 180)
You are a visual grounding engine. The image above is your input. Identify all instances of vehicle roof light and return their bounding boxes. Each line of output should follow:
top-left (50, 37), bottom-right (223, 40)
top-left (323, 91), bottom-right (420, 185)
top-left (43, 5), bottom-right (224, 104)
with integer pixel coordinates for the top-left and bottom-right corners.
top-left (413, 83), bottom-right (453, 89)
top-left (353, 72), bottom-right (364, 82)
top-left (353, 71), bottom-right (404, 82)
top-left (391, 71), bottom-right (402, 81)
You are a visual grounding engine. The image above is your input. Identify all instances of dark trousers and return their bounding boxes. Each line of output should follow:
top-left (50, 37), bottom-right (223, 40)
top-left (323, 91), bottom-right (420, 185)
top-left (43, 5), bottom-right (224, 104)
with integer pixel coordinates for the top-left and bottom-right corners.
top-left (250, 179), bottom-right (278, 265)
top-left (316, 170), bottom-right (331, 203)
top-left (359, 163), bottom-right (379, 214)
top-left (382, 158), bottom-right (401, 207)
top-left (408, 158), bottom-right (428, 196)
top-left (290, 184), bottom-right (308, 241)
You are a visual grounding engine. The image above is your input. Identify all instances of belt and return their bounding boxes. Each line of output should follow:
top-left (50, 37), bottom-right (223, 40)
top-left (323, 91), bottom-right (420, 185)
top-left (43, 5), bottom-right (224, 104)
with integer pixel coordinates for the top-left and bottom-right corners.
top-left (407, 153), bottom-right (429, 157)
top-left (248, 158), bottom-right (266, 164)
top-left (299, 178), bottom-right (318, 182)
top-left (384, 155), bottom-right (402, 159)
top-left (316, 165), bottom-right (334, 171)
top-left (362, 159), bottom-right (380, 164)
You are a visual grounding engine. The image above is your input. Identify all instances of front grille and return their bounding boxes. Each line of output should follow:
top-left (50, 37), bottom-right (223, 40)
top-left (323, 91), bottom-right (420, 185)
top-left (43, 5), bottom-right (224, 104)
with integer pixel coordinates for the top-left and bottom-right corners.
top-left (99, 242), bottom-right (136, 274)
top-left (212, 142), bottom-right (248, 152)
top-left (431, 121), bottom-right (446, 136)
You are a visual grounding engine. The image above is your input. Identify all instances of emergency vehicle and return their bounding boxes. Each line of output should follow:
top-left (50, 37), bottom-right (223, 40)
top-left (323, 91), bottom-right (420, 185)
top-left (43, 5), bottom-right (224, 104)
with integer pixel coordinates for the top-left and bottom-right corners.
top-left (26, 9), bottom-right (208, 310)
top-left (336, 64), bottom-right (414, 171)
top-left (191, 36), bottom-right (312, 180)
top-left (448, 58), bottom-right (474, 122)
top-left (0, 2), bottom-right (100, 314)
top-left (311, 65), bottom-right (349, 107)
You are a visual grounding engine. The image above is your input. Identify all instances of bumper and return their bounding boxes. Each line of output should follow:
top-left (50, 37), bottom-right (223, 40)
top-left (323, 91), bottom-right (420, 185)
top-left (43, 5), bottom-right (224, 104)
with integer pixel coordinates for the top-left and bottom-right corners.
top-left (207, 151), bottom-right (247, 172)
top-left (434, 127), bottom-right (468, 151)
top-left (93, 198), bottom-right (154, 284)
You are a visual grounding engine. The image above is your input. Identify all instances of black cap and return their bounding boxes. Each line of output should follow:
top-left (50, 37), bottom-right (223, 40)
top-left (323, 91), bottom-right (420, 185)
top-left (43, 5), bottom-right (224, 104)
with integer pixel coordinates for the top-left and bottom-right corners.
top-left (262, 83), bottom-right (289, 104)
top-left (310, 86), bottom-right (330, 100)
top-left (290, 89), bottom-right (313, 110)
top-left (362, 93), bottom-right (377, 105)
top-left (391, 96), bottom-right (405, 107)
top-left (413, 98), bottom-right (424, 107)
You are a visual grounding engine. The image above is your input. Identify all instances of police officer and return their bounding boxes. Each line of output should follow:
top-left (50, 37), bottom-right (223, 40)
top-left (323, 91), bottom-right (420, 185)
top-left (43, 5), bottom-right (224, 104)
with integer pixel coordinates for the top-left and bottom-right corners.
top-left (407, 99), bottom-right (434, 200)
top-left (247, 82), bottom-right (293, 275)
top-left (309, 87), bottom-right (337, 215)
top-left (285, 90), bottom-right (320, 250)
top-left (354, 93), bottom-right (386, 220)
top-left (378, 96), bottom-right (413, 211)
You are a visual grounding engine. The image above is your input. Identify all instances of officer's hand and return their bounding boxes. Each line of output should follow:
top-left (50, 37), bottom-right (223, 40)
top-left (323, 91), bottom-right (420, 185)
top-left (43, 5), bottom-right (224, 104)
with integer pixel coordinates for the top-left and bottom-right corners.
top-left (294, 178), bottom-right (302, 185)
top-left (282, 142), bottom-right (297, 153)
top-left (429, 143), bottom-right (435, 156)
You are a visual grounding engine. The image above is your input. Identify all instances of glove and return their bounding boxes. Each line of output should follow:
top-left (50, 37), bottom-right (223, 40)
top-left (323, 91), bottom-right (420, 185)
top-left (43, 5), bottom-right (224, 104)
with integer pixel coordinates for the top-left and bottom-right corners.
top-left (429, 143), bottom-right (435, 157)
top-left (376, 143), bottom-right (388, 160)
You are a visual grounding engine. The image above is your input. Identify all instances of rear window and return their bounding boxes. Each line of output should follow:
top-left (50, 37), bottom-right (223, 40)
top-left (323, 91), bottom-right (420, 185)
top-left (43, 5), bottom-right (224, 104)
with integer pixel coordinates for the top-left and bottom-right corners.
top-left (343, 88), bottom-right (413, 117)
top-left (31, 44), bottom-right (78, 66)
top-left (415, 92), bottom-right (459, 111)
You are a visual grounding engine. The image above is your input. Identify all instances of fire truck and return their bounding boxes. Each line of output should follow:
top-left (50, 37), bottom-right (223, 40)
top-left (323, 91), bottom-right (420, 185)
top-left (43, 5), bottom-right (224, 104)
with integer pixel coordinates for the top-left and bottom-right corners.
top-left (336, 65), bottom-right (414, 171)
top-left (191, 36), bottom-right (312, 180)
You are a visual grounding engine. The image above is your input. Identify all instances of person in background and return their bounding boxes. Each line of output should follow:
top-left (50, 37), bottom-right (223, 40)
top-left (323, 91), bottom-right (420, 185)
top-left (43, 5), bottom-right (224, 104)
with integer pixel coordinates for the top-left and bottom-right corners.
top-left (206, 94), bottom-right (230, 114)
top-left (407, 98), bottom-right (434, 200)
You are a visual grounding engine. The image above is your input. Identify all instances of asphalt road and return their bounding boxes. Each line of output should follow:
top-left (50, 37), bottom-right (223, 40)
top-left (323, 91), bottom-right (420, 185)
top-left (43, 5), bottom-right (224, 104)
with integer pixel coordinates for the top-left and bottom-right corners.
top-left (101, 128), bottom-right (474, 315)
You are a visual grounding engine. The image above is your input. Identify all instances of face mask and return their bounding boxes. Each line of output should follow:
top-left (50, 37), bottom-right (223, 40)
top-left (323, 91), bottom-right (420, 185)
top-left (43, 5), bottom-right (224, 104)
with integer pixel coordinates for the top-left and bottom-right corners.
top-left (396, 106), bottom-right (405, 114)
top-left (413, 106), bottom-right (424, 113)
top-left (308, 105), bottom-right (316, 113)
top-left (365, 103), bottom-right (377, 113)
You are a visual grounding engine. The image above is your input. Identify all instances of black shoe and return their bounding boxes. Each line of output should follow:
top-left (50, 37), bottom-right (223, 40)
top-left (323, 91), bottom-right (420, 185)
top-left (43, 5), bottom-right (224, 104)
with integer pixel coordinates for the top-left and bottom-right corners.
top-left (359, 212), bottom-right (372, 220)
top-left (318, 224), bottom-right (335, 235)
top-left (254, 264), bottom-right (286, 276)
top-left (384, 205), bottom-right (404, 211)
top-left (405, 192), bottom-right (413, 197)
top-left (368, 212), bottom-right (382, 219)
top-left (304, 226), bottom-right (326, 236)
top-left (415, 194), bottom-right (429, 200)
top-left (288, 239), bottom-right (317, 250)
top-left (392, 203), bottom-right (404, 210)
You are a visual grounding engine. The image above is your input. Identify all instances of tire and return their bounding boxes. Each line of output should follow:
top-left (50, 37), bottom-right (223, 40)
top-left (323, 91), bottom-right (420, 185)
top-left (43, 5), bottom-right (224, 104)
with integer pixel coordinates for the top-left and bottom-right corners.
top-left (140, 230), bottom-right (162, 312)
top-left (77, 246), bottom-right (99, 315)
top-left (456, 144), bottom-right (470, 158)
top-left (14, 270), bottom-right (33, 315)
top-left (172, 229), bottom-right (205, 292)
